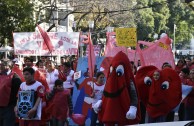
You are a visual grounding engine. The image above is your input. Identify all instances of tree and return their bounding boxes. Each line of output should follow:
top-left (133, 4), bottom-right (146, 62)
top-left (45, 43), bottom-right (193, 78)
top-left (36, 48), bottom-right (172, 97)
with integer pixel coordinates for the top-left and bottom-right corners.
top-left (71, 0), bottom-right (138, 32)
top-left (36, 0), bottom-right (194, 48)
top-left (168, 0), bottom-right (194, 48)
top-left (0, 0), bottom-right (35, 47)
top-left (135, 0), bottom-right (154, 40)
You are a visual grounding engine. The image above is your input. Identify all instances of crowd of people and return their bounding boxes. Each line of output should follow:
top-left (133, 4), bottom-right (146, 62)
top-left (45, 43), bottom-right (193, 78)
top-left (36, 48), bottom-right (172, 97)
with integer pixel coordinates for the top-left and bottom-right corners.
top-left (0, 56), bottom-right (78, 126)
top-left (0, 54), bottom-right (194, 126)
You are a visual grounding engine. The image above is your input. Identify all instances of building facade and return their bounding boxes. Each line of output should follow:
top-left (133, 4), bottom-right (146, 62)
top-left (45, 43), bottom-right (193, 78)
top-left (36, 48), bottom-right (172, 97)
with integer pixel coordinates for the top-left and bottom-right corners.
top-left (33, 0), bottom-right (75, 32)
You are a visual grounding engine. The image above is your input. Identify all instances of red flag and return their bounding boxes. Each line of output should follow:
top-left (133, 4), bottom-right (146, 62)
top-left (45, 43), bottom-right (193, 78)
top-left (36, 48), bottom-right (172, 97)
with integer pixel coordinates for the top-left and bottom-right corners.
top-left (88, 32), bottom-right (96, 78)
top-left (37, 25), bottom-right (54, 53)
top-left (12, 66), bottom-right (25, 82)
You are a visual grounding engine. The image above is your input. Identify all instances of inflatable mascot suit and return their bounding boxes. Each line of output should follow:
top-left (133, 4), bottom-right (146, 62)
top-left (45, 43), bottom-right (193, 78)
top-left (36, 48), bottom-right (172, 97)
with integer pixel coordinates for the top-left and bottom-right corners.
top-left (94, 51), bottom-right (141, 125)
top-left (135, 65), bottom-right (182, 123)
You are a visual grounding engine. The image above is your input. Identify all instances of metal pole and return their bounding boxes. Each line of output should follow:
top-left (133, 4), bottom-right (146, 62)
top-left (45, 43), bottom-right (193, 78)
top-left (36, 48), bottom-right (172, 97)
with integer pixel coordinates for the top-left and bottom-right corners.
top-left (80, 31), bottom-right (84, 57)
top-left (55, 0), bottom-right (58, 32)
top-left (4, 38), bottom-right (8, 59)
top-left (67, 0), bottom-right (69, 32)
top-left (173, 24), bottom-right (176, 52)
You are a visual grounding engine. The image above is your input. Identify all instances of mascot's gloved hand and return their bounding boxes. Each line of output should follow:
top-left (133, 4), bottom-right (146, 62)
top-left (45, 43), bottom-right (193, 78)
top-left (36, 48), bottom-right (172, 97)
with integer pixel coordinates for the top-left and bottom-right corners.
top-left (93, 100), bottom-right (102, 113)
top-left (126, 106), bottom-right (137, 119)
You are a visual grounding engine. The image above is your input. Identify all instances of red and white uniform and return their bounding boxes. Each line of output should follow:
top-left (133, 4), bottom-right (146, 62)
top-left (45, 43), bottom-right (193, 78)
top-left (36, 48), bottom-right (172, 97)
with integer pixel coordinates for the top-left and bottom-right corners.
top-left (91, 83), bottom-right (105, 108)
top-left (19, 81), bottom-right (44, 120)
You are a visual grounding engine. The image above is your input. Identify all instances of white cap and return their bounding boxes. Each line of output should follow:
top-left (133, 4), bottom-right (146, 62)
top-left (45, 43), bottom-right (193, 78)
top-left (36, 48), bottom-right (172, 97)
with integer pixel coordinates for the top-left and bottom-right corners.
top-left (160, 33), bottom-right (167, 38)
top-left (15, 60), bottom-right (22, 65)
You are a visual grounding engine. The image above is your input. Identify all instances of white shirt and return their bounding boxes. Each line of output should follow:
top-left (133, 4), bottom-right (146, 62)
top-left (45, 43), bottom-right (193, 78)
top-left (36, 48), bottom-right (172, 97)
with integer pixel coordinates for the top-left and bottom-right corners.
top-left (91, 83), bottom-right (105, 108)
top-left (19, 81), bottom-right (43, 120)
top-left (63, 70), bottom-right (75, 88)
top-left (46, 69), bottom-right (59, 90)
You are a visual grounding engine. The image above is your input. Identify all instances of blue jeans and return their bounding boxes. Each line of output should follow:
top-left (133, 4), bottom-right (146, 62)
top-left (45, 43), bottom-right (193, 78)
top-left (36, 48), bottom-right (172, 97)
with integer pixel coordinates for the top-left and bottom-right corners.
top-left (90, 109), bottom-right (103, 126)
top-left (0, 105), bottom-right (16, 126)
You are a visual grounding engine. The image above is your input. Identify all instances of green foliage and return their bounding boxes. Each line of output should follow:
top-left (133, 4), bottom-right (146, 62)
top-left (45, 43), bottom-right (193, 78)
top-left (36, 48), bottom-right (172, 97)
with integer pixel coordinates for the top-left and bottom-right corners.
top-left (1, 0), bottom-right (193, 49)
top-left (167, 0), bottom-right (194, 48)
top-left (135, 0), bottom-right (193, 48)
top-left (0, 0), bottom-right (35, 46)
top-left (136, 0), bottom-right (155, 40)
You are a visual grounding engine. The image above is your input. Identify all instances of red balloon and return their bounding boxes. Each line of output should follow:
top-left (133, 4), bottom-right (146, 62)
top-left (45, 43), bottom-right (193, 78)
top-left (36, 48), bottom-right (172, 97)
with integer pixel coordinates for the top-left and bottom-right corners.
top-left (71, 114), bottom-right (86, 125)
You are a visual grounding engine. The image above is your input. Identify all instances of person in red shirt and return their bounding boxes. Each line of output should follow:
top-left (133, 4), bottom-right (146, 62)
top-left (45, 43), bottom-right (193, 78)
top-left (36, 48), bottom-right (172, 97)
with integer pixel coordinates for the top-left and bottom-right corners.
top-left (175, 60), bottom-right (185, 74)
top-left (46, 79), bottom-right (73, 126)
top-left (184, 57), bottom-right (194, 70)
top-left (0, 60), bottom-right (22, 126)
top-left (183, 69), bottom-right (194, 120)
top-left (179, 68), bottom-right (190, 84)
top-left (177, 67), bottom-right (190, 121)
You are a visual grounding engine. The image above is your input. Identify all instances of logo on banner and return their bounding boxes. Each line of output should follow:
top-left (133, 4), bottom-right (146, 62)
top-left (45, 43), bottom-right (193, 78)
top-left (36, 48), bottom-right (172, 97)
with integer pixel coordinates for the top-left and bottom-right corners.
top-left (159, 42), bottom-right (168, 50)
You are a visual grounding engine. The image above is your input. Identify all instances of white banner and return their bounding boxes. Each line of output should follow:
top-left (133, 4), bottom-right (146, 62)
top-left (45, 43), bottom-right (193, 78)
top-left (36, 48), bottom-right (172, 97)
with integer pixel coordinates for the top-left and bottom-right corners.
top-left (13, 32), bottom-right (80, 56)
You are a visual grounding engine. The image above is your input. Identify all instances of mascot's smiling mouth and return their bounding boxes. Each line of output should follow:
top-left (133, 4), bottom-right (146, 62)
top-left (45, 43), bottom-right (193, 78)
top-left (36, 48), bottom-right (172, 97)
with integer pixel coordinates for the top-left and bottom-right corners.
top-left (103, 85), bottom-right (125, 98)
top-left (148, 101), bottom-right (163, 107)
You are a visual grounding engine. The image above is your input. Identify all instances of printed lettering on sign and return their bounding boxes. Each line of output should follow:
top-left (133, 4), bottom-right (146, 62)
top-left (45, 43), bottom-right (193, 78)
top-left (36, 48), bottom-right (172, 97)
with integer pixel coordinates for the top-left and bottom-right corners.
top-left (13, 32), bottom-right (79, 56)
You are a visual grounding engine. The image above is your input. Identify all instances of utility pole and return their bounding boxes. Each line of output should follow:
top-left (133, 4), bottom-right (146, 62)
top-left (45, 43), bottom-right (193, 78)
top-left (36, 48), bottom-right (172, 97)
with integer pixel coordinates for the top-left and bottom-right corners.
top-left (174, 24), bottom-right (177, 59)
top-left (54, 0), bottom-right (58, 32)
top-left (173, 24), bottom-right (176, 52)
top-left (66, 0), bottom-right (69, 32)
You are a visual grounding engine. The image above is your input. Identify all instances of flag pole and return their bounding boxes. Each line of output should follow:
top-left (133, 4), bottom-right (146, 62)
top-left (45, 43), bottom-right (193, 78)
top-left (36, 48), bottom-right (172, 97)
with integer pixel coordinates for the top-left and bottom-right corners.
top-left (89, 32), bottom-right (95, 94)
top-left (88, 21), bottom-right (95, 95)
top-left (133, 29), bottom-right (138, 71)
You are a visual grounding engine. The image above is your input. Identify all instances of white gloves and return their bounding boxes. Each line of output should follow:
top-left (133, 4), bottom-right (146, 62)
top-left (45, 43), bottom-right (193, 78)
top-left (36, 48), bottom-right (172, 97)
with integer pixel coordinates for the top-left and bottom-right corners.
top-left (126, 106), bottom-right (137, 119)
top-left (93, 100), bottom-right (102, 113)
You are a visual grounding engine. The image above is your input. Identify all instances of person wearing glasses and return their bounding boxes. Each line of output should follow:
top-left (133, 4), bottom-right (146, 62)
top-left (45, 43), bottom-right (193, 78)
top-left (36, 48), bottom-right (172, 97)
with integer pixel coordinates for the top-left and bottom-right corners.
top-left (183, 69), bottom-right (194, 120)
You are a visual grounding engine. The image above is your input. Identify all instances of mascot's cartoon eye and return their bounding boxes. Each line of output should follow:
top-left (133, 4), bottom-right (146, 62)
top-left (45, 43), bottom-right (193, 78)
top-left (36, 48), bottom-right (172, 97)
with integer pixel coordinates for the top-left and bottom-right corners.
top-left (144, 76), bottom-right (152, 86)
top-left (116, 65), bottom-right (124, 76)
top-left (161, 81), bottom-right (169, 90)
top-left (110, 66), bottom-right (113, 73)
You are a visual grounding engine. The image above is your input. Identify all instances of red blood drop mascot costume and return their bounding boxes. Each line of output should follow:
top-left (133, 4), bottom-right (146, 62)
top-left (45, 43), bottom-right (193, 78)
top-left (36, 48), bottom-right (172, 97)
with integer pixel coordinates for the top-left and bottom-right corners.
top-left (135, 66), bottom-right (182, 122)
top-left (95, 51), bottom-right (141, 125)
